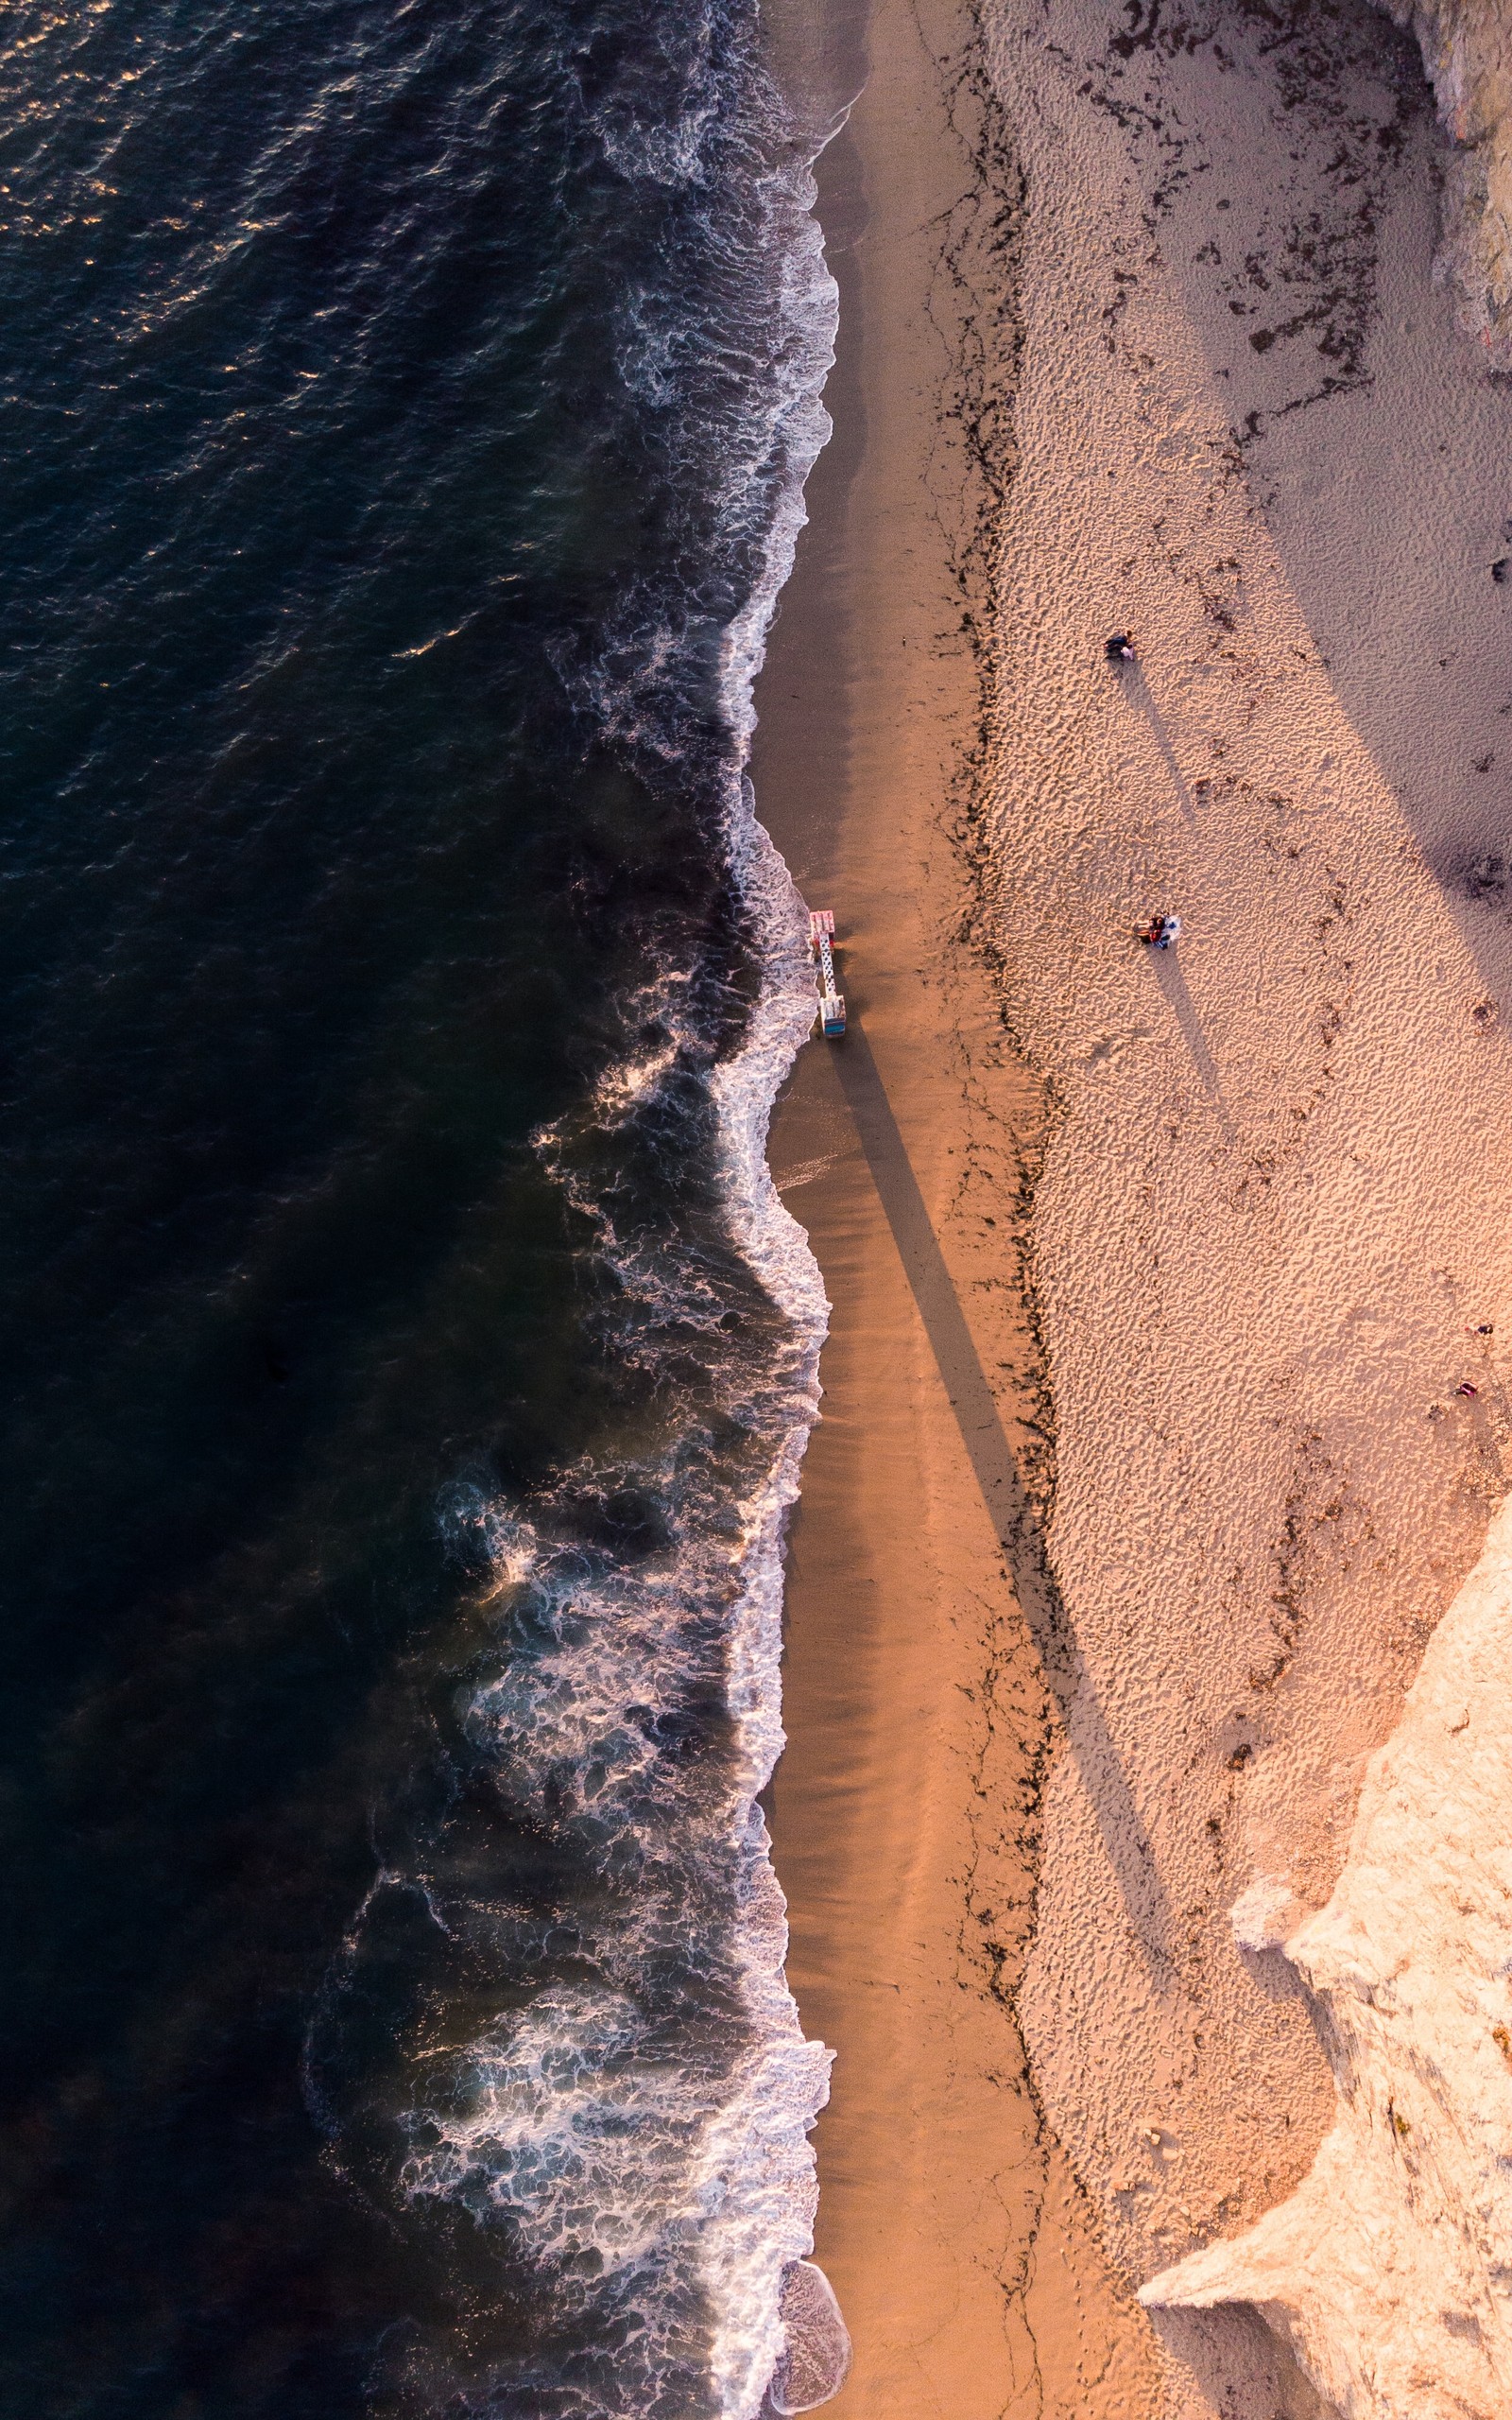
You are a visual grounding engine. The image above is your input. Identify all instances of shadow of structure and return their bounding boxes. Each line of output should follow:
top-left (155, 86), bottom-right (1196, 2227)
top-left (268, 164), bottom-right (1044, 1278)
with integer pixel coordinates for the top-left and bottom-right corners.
top-left (833, 1020), bottom-right (1173, 1979)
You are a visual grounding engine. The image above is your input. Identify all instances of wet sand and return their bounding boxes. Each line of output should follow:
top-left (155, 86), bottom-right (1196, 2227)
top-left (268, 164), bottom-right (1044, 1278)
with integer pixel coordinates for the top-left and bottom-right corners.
top-left (756, 0), bottom-right (1157, 2408)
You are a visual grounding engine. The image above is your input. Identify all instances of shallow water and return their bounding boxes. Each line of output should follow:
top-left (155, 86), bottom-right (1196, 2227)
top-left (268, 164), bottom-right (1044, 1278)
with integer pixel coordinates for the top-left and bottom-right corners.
top-left (0, 1), bottom-right (835, 2411)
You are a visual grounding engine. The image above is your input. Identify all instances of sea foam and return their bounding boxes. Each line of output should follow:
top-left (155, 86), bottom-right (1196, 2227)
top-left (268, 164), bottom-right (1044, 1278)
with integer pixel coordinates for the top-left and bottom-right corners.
top-left (388, 45), bottom-right (846, 2420)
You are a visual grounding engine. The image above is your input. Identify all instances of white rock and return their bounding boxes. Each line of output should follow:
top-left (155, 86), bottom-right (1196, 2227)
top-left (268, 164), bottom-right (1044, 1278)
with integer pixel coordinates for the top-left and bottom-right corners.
top-left (1375, 0), bottom-right (1512, 357)
top-left (1142, 1495), bottom-right (1512, 2417)
top-left (1230, 1876), bottom-right (1299, 1955)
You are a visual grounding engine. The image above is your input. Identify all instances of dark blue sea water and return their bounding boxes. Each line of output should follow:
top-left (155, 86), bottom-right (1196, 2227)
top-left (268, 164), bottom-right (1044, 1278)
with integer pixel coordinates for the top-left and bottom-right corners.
top-left (0, 2), bottom-right (837, 2411)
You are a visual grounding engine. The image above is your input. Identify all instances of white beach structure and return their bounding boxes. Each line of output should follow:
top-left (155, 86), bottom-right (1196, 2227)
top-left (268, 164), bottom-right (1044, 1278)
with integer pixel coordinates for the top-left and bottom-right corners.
top-left (807, 909), bottom-right (845, 1039)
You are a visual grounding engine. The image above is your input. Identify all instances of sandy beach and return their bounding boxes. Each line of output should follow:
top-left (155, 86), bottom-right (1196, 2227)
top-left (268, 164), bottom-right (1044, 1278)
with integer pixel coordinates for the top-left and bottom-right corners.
top-left (988, 2), bottom-right (1512, 2408)
top-left (758, 0), bottom-right (1157, 2408)
top-left (760, 0), bottom-right (1512, 2411)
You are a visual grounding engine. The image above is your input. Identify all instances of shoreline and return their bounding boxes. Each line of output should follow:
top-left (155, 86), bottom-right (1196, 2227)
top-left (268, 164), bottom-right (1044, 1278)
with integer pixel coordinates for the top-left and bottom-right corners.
top-left (755, 0), bottom-right (1156, 2408)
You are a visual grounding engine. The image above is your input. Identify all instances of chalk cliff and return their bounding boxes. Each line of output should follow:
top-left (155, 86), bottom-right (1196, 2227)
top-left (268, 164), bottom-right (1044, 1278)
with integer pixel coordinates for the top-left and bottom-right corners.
top-left (1142, 1497), bottom-right (1512, 2416)
top-left (1380, 0), bottom-right (1512, 353)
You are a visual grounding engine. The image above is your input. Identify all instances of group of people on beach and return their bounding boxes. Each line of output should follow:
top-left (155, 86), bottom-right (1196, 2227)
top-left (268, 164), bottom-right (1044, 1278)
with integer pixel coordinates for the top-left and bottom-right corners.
top-left (1139, 913), bottom-right (1181, 950)
top-left (1108, 632), bottom-right (1182, 953)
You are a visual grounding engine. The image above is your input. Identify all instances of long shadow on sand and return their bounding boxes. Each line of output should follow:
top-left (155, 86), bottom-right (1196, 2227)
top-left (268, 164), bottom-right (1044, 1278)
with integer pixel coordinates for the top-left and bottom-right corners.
top-left (1129, 668), bottom-right (1200, 829)
top-left (833, 1020), bottom-right (1173, 1979)
top-left (1149, 948), bottom-right (1236, 1142)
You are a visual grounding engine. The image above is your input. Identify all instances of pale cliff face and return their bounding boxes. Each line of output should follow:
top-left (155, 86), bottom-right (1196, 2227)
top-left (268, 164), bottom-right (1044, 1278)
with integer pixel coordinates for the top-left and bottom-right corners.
top-left (1143, 1497), bottom-right (1512, 2416)
top-left (1380, 0), bottom-right (1512, 352)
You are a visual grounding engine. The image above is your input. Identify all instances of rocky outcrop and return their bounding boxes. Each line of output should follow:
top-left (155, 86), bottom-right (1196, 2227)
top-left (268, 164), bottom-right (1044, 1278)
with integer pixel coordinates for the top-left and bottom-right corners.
top-left (1380, 0), bottom-right (1512, 354)
top-left (1142, 1497), bottom-right (1512, 2416)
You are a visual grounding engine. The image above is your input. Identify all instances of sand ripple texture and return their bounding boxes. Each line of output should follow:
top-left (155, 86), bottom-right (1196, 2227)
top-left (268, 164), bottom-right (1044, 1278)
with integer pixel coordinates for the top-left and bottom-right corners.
top-left (983, 0), bottom-right (1512, 2411)
top-left (1143, 1495), bottom-right (1512, 2415)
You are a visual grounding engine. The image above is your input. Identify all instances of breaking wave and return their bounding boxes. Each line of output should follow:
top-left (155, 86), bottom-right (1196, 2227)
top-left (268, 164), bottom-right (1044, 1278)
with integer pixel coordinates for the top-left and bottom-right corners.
top-left (301, 14), bottom-right (842, 2414)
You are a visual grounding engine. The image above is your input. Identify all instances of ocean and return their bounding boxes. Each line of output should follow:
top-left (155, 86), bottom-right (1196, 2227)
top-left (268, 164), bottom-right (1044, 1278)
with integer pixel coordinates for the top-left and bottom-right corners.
top-left (0, 1), bottom-right (841, 2411)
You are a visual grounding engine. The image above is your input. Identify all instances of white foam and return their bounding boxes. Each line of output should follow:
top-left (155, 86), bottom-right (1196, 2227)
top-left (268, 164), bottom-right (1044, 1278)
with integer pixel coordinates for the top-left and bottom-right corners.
top-left (693, 124), bottom-right (843, 2420)
top-left (392, 61), bottom-right (845, 2420)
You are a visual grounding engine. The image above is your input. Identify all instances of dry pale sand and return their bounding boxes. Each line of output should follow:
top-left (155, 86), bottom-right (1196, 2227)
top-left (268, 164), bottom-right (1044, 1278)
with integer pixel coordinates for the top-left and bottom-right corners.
top-left (977, 0), bottom-right (1512, 2411)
